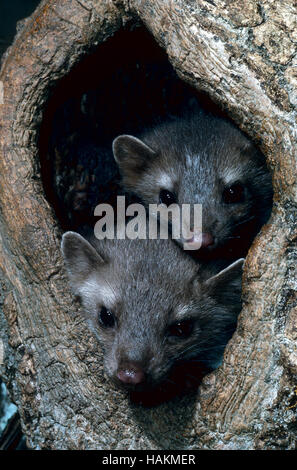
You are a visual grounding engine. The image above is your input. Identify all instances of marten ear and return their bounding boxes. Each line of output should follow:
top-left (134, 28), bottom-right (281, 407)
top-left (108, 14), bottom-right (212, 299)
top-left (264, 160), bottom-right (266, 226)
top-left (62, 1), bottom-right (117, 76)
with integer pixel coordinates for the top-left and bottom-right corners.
top-left (205, 259), bottom-right (244, 287)
top-left (204, 258), bottom-right (244, 305)
top-left (113, 135), bottom-right (156, 176)
top-left (61, 232), bottom-right (105, 292)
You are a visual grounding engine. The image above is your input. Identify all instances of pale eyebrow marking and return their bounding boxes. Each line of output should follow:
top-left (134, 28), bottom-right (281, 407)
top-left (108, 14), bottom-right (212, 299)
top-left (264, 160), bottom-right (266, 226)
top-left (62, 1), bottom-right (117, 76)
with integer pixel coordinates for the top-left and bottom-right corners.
top-left (78, 277), bottom-right (99, 298)
top-left (222, 167), bottom-right (243, 185)
top-left (79, 276), bottom-right (118, 305)
top-left (156, 172), bottom-right (174, 190)
top-left (175, 304), bottom-right (193, 320)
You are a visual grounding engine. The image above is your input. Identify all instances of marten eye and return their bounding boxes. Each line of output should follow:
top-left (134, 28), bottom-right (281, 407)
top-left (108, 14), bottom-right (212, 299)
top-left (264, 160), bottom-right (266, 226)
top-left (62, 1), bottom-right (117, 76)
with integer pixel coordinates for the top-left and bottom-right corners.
top-left (222, 183), bottom-right (245, 204)
top-left (159, 189), bottom-right (177, 206)
top-left (167, 319), bottom-right (194, 338)
top-left (98, 307), bottom-right (116, 328)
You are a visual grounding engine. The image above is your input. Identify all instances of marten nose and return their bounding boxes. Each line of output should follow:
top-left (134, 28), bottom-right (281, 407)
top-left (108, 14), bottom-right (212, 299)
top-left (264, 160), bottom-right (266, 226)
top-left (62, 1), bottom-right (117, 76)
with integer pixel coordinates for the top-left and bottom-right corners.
top-left (117, 362), bottom-right (145, 385)
top-left (187, 230), bottom-right (214, 248)
top-left (201, 232), bottom-right (214, 248)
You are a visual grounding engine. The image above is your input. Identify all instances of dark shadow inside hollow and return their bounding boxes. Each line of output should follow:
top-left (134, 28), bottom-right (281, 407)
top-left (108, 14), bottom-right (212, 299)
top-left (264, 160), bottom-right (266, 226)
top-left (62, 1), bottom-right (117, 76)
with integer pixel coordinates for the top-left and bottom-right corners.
top-left (39, 24), bottom-right (228, 231)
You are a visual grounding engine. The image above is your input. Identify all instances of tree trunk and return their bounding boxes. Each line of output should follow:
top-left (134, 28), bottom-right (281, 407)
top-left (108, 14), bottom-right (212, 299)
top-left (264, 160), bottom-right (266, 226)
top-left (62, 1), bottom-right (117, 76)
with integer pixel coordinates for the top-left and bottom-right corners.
top-left (0, 0), bottom-right (296, 450)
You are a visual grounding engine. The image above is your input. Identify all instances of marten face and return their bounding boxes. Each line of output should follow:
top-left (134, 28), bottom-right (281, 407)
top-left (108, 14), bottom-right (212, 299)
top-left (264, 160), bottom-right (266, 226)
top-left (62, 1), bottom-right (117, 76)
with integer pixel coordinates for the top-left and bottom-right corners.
top-left (113, 113), bottom-right (273, 260)
top-left (61, 232), bottom-right (243, 394)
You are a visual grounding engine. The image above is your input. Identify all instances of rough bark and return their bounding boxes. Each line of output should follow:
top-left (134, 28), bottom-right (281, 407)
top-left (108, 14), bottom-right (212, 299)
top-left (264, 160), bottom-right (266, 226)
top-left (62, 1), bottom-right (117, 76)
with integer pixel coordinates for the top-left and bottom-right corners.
top-left (0, 0), bottom-right (296, 450)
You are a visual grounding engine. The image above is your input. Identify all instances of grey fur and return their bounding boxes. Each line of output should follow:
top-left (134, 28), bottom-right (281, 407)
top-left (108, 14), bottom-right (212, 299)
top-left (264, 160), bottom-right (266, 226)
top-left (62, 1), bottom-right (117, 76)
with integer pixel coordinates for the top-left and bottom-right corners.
top-left (113, 112), bottom-right (273, 259)
top-left (61, 231), bottom-right (243, 389)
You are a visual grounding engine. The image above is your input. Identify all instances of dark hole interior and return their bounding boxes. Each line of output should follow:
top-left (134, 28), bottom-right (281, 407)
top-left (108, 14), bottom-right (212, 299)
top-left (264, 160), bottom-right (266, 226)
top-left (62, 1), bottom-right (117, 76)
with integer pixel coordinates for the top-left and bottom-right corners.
top-left (39, 25), bottom-right (228, 231)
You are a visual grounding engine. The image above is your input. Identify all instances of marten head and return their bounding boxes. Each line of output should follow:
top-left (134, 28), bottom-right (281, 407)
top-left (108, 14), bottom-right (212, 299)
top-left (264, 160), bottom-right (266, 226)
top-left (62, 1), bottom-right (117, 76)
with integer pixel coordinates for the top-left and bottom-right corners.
top-left (61, 231), bottom-right (243, 394)
top-left (113, 113), bottom-right (272, 260)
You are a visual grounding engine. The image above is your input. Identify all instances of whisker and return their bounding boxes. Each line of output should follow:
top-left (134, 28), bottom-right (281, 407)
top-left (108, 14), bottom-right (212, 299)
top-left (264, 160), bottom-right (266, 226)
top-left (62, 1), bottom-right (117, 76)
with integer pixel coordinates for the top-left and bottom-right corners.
top-left (233, 215), bottom-right (256, 228)
top-left (164, 378), bottom-right (178, 386)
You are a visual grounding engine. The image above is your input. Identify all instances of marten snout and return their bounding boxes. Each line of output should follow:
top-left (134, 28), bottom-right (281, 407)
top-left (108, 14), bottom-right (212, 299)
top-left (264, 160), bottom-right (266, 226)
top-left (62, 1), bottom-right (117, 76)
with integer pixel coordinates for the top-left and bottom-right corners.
top-left (201, 232), bottom-right (214, 248)
top-left (116, 362), bottom-right (146, 387)
top-left (188, 230), bottom-right (214, 247)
